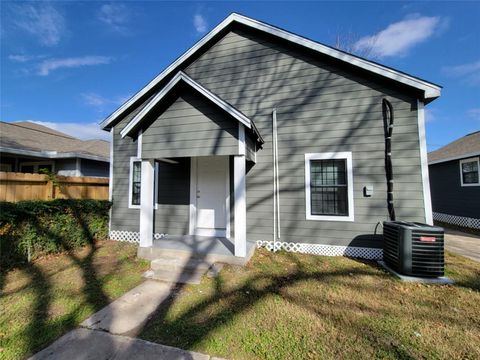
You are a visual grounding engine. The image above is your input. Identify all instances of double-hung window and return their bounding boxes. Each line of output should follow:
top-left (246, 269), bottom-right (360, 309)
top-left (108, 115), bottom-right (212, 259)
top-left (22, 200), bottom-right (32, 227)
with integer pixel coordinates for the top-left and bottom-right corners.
top-left (459, 157), bottom-right (479, 186)
top-left (129, 157), bottom-right (142, 208)
top-left (305, 152), bottom-right (354, 221)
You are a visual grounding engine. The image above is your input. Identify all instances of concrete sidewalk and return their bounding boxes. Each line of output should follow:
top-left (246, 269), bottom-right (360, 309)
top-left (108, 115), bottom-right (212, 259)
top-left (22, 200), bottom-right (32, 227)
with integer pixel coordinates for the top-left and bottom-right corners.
top-left (29, 328), bottom-right (214, 360)
top-left (445, 228), bottom-right (480, 262)
top-left (30, 280), bottom-right (226, 359)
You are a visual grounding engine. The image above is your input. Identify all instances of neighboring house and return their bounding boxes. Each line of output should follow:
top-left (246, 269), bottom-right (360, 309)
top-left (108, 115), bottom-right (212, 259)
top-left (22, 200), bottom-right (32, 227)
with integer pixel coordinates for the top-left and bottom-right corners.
top-left (102, 13), bottom-right (441, 260)
top-left (0, 121), bottom-right (109, 177)
top-left (428, 131), bottom-right (480, 229)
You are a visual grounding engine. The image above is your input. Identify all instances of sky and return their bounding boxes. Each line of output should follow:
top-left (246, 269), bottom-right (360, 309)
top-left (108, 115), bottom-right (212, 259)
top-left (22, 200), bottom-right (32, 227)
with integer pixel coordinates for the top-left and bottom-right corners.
top-left (1, 1), bottom-right (479, 151)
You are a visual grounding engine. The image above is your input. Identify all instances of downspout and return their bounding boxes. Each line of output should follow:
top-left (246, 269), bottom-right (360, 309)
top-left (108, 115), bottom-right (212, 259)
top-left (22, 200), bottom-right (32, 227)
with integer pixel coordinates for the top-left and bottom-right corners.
top-left (272, 109), bottom-right (281, 251)
top-left (382, 98), bottom-right (396, 221)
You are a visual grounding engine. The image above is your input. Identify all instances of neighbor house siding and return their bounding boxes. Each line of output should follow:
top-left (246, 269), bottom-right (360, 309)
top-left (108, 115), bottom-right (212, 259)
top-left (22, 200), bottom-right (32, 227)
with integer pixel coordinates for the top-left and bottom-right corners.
top-left (141, 88), bottom-right (239, 159)
top-left (429, 159), bottom-right (480, 218)
top-left (185, 28), bottom-right (425, 248)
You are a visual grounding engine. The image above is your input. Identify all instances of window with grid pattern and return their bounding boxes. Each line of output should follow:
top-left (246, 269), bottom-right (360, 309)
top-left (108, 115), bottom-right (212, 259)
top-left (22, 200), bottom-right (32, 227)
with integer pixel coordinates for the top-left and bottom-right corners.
top-left (310, 159), bottom-right (348, 216)
top-left (131, 161), bottom-right (141, 205)
top-left (461, 158), bottom-right (479, 185)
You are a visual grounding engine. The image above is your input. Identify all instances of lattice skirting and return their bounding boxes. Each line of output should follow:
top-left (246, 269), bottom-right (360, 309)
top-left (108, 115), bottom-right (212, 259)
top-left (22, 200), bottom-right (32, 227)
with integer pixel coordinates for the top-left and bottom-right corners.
top-left (256, 240), bottom-right (383, 260)
top-left (109, 231), bottom-right (167, 244)
top-left (433, 212), bottom-right (480, 230)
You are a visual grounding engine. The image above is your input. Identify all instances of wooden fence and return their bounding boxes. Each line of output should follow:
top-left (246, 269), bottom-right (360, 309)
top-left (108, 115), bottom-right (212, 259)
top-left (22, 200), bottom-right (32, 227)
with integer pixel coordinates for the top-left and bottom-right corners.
top-left (0, 172), bottom-right (109, 202)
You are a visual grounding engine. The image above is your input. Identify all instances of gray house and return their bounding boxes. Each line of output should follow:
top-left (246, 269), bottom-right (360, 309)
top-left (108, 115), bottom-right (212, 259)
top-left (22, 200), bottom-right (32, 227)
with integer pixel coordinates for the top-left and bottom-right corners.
top-left (429, 131), bottom-right (480, 229)
top-left (102, 14), bottom-right (441, 261)
top-left (0, 121), bottom-right (109, 177)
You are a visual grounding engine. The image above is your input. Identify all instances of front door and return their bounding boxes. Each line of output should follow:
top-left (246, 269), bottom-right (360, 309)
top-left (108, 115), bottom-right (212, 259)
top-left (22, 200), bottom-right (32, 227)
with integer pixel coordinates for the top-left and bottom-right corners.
top-left (195, 156), bottom-right (228, 237)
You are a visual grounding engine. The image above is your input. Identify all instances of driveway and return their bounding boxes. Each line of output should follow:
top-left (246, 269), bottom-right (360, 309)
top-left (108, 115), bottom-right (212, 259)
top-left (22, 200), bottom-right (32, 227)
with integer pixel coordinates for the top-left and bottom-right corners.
top-left (444, 228), bottom-right (480, 262)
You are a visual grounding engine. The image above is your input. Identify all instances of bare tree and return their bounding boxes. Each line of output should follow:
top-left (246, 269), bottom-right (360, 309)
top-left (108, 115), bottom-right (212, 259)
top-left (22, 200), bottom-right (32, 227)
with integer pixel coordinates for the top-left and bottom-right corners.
top-left (333, 31), bottom-right (379, 60)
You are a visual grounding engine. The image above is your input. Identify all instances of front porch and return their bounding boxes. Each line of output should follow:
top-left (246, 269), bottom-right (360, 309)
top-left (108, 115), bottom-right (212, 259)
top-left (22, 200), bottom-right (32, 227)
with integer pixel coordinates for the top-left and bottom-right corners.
top-left (138, 235), bottom-right (257, 266)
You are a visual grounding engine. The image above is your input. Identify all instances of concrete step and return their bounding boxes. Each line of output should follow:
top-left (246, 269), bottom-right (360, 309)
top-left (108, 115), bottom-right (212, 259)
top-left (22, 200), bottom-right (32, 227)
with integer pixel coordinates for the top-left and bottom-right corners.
top-left (150, 257), bottom-right (213, 273)
top-left (143, 267), bottom-right (207, 284)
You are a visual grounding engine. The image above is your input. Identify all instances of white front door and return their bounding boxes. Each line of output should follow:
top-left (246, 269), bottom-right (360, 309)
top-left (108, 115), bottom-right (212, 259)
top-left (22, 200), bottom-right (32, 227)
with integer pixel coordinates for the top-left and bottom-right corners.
top-left (195, 156), bottom-right (228, 237)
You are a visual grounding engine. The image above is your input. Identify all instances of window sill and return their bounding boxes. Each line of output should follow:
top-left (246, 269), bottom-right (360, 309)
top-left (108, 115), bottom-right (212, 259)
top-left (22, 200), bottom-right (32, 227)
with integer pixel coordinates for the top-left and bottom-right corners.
top-left (306, 214), bottom-right (354, 222)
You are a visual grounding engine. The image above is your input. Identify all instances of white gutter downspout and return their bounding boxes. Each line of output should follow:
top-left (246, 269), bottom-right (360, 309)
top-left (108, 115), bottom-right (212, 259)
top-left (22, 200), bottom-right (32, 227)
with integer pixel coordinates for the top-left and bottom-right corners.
top-left (272, 109), bottom-right (281, 251)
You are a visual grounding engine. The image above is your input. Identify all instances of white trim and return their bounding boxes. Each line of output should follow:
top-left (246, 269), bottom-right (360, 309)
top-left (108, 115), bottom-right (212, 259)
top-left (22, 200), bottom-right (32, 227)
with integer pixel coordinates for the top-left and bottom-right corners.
top-left (304, 152), bottom-right (354, 222)
top-left (428, 152), bottom-right (480, 165)
top-left (256, 240), bottom-right (382, 260)
top-left (238, 123), bottom-right (246, 155)
top-left (234, 155), bottom-right (247, 257)
top-left (0, 146), bottom-right (108, 162)
top-left (137, 129), bottom-right (143, 158)
top-left (139, 159), bottom-right (154, 247)
top-left (120, 72), bottom-right (252, 138)
top-left (75, 158), bottom-right (82, 177)
top-left (417, 100), bottom-right (433, 225)
top-left (459, 157), bottom-right (480, 187)
top-left (128, 157), bottom-right (141, 209)
top-left (158, 158), bottom-right (179, 164)
top-left (225, 158), bottom-right (231, 239)
top-left (19, 160), bottom-right (55, 173)
top-left (189, 158), bottom-right (197, 235)
top-left (154, 161), bottom-right (159, 210)
top-left (101, 13), bottom-right (440, 130)
top-left (108, 128), bottom-right (114, 202)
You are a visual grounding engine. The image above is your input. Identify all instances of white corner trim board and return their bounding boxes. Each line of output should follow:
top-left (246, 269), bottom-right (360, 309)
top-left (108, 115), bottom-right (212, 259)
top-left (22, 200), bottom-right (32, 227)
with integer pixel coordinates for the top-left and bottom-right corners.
top-left (304, 152), bottom-right (354, 222)
top-left (101, 14), bottom-right (440, 131)
top-left (417, 100), bottom-right (433, 225)
top-left (256, 240), bottom-right (383, 260)
top-left (120, 71), bottom-right (252, 138)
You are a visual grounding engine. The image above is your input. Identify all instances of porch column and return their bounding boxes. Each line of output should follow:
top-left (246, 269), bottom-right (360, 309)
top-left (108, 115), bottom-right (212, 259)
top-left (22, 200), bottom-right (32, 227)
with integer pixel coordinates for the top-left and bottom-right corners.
top-left (139, 159), bottom-right (154, 247)
top-left (234, 155), bottom-right (246, 257)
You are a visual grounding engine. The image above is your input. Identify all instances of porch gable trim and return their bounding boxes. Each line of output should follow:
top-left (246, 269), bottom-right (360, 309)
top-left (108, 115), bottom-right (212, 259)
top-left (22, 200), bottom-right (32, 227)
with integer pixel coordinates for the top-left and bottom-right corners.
top-left (120, 71), bottom-right (261, 142)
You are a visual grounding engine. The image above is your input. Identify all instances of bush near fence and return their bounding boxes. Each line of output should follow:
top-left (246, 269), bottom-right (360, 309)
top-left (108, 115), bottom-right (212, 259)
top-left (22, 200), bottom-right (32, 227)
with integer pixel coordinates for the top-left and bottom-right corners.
top-left (0, 172), bottom-right (109, 202)
top-left (0, 199), bottom-right (111, 267)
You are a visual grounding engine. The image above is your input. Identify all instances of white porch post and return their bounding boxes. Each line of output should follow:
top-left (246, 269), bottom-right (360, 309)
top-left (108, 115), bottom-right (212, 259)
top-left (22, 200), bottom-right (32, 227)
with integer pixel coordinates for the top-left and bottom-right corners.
top-left (234, 123), bottom-right (247, 257)
top-left (139, 159), bottom-right (154, 247)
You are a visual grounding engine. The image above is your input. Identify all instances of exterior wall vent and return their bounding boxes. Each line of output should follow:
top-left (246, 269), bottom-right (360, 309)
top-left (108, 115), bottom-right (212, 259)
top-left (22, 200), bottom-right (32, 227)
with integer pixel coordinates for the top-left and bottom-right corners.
top-left (383, 221), bottom-right (444, 277)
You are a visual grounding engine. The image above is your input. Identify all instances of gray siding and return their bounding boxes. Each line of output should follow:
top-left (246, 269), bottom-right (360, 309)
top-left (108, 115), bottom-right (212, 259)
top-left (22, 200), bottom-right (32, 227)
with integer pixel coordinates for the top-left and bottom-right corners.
top-left (430, 160), bottom-right (480, 218)
top-left (56, 158), bottom-right (77, 176)
top-left (155, 158), bottom-right (190, 235)
top-left (141, 88), bottom-right (239, 159)
top-left (185, 28), bottom-right (426, 248)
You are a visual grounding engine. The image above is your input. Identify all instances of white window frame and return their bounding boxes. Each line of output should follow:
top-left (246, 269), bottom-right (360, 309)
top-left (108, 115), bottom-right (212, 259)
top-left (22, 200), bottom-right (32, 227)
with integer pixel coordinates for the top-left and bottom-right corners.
top-left (305, 152), bottom-right (354, 222)
top-left (128, 157), bottom-right (142, 209)
top-left (459, 157), bottom-right (480, 187)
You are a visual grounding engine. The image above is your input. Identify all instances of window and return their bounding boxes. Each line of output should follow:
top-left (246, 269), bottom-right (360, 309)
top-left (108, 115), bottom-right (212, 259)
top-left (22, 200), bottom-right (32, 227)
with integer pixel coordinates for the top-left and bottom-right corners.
top-left (19, 162), bottom-right (54, 174)
top-left (459, 157), bottom-right (479, 186)
top-left (305, 152), bottom-right (354, 221)
top-left (129, 158), bottom-right (142, 208)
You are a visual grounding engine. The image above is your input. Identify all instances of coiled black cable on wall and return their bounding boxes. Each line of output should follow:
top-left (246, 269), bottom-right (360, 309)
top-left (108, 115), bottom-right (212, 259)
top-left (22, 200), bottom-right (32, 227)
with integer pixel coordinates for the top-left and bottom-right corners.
top-left (382, 98), bottom-right (396, 221)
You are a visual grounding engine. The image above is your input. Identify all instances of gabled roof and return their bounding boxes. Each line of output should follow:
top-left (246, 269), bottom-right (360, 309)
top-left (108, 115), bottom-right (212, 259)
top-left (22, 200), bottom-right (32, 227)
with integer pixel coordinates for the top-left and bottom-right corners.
top-left (428, 131), bottom-right (480, 165)
top-left (120, 71), bottom-right (264, 143)
top-left (101, 13), bottom-right (441, 131)
top-left (0, 121), bottom-right (109, 162)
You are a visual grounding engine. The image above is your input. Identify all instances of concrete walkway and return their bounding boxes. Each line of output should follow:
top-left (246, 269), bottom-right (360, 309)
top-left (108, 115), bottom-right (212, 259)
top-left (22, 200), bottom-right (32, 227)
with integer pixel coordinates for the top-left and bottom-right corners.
top-left (30, 280), bottom-right (225, 359)
top-left (445, 228), bottom-right (480, 262)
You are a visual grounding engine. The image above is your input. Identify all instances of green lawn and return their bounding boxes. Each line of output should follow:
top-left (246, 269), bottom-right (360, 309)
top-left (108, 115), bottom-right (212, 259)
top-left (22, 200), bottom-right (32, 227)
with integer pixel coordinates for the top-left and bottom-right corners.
top-left (0, 241), bottom-right (149, 360)
top-left (140, 249), bottom-right (480, 360)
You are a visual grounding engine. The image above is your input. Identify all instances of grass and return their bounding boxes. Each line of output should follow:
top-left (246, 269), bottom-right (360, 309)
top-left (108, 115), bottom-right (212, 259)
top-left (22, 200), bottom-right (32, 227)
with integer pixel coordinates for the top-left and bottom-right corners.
top-left (0, 240), bottom-right (149, 360)
top-left (140, 249), bottom-right (480, 360)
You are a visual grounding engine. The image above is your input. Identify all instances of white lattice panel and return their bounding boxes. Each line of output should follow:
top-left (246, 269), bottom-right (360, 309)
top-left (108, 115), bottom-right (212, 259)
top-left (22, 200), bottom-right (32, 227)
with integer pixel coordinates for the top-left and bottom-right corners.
top-left (256, 240), bottom-right (382, 260)
top-left (109, 231), bottom-right (168, 243)
top-left (433, 212), bottom-right (480, 230)
top-left (109, 230), bottom-right (140, 243)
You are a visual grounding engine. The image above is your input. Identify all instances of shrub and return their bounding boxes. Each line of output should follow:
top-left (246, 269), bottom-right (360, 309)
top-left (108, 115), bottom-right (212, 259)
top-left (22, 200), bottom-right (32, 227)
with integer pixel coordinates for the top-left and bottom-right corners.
top-left (0, 199), bottom-right (111, 267)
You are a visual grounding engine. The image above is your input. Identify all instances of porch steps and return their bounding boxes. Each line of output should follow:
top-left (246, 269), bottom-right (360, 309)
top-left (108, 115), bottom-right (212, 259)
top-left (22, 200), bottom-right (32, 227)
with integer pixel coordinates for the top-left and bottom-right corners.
top-left (143, 256), bottom-right (216, 284)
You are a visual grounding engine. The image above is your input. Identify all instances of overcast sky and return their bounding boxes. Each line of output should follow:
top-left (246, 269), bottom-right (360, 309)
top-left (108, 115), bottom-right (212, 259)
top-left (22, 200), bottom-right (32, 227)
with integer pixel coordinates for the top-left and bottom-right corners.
top-left (1, 1), bottom-right (479, 150)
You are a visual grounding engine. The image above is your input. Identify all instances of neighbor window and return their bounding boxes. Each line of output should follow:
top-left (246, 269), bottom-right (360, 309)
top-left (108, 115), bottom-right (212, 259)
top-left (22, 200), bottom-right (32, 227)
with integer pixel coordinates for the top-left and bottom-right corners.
top-left (305, 152), bottom-right (354, 221)
top-left (459, 157), bottom-right (479, 186)
top-left (129, 158), bottom-right (142, 207)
